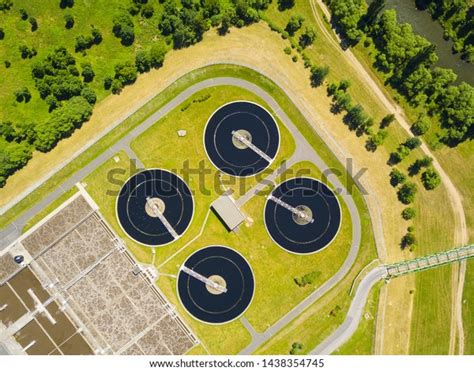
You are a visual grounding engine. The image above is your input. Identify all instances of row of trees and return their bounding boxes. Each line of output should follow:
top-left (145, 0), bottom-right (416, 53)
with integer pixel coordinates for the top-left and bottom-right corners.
top-left (326, 0), bottom-right (473, 146)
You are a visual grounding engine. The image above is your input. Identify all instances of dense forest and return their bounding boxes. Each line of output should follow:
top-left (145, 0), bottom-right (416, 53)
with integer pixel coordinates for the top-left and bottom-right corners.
top-left (326, 0), bottom-right (473, 146)
top-left (416, 0), bottom-right (473, 63)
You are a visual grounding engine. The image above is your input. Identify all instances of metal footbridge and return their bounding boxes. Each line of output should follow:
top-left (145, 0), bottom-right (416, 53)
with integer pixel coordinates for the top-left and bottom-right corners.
top-left (385, 244), bottom-right (474, 278)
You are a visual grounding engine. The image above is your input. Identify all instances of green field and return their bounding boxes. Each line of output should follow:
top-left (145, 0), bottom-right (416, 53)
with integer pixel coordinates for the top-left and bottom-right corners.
top-left (463, 260), bottom-right (474, 355)
top-left (0, 0), bottom-right (166, 124)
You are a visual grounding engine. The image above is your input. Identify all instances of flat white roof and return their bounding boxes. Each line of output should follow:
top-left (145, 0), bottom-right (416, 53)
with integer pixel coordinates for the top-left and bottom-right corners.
top-left (211, 195), bottom-right (245, 231)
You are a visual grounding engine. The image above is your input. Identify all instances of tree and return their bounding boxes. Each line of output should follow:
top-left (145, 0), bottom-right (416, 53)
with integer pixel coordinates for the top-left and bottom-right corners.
top-left (389, 168), bottom-right (406, 187)
top-left (114, 61), bottom-right (137, 85)
top-left (411, 114), bottom-right (431, 136)
top-left (361, 0), bottom-right (385, 30)
top-left (19, 44), bottom-right (37, 59)
top-left (285, 14), bottom-right (304, 36)
top-left (19, 8), bottom-right (28, 20)
top-left (80, 87), bottom-right (96, 105)
top-left (402, 207), bottom-right (416, 220)
top-left (60, 0), bottom-right (74, 9)
top-left (329, 0), bottom-right (365, 44)
top-left (331, 90), bottom-right (352, 113)
top-left (81, 62), bottom-right (95, 82)
top-left (34, 96), bottom-right (92, 152)
top-left (380, 113), bottom-right (395, 128)
top-left (111, 79), bottom-right (123, 94)
top-left (404, 137), bottom-right (422, 150)
top-left (103, 76), bottom-right (113, 90)
top-left (421, 167), bottom-right (441, 190)
top-left (0, 0), bottom-right (13, 11)
top-left (299, 27), bottom-right (316, 48)
top-left (135, 50), bottom-right (151, 73)
top-left (113, 13), bottom-right (135, 46)
top-left (401, 231), bottom-right (416, 249)
top-left (437, 83), bottom-right (473, 144)
top-left (278, 0), bottom-right (295, 11)
top-left (366, 129), bottom-right (388, 152)
top-left (310, 65), bottom-right (329, 87)
top-left (14, 87), bottom-right (32, 103)
top-left (141, 3), bottom-right (154, 18)
top-left (389, 145), bottom-right (411, 165)
top-left (149, 43), bottom-right (166, 68)
top-left (398, 182), bottom-right (417, 204)
top-left (64, 14), bottom-right (74, 29)
top-left (29, 17), bottom-right (38, 32)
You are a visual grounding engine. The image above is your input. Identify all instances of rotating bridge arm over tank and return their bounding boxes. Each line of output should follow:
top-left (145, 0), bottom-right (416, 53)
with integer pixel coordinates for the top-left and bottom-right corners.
top-left (146, 197), bottom-right (179, 239)
top-left (267, 194), bottom-right (314, 224)
top-left (231, 130), bottom-right (273, 163)
top-left (181, 265), bottom-right (228, 293)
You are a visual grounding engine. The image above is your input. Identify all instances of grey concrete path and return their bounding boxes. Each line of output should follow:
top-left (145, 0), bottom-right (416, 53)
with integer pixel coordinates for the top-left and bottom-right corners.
top-left (311, 266), bottom-right (387, 354)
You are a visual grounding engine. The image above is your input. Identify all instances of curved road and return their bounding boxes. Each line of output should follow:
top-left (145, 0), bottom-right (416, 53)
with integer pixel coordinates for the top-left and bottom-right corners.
top-left (311, 266), bottom-right (387, 354)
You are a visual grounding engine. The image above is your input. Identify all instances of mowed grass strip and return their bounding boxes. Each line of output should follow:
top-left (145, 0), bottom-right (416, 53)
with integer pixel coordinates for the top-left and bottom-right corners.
top-left (462, 260), bottom-right (474, 355)
top-left (333, 281), bottom-right (382, 355)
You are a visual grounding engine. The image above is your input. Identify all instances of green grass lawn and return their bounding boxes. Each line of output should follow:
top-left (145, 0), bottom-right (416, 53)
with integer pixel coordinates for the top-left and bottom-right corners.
top-left (463, 260), bottom-right (474, 355)
top-left (0, 0), bottom-right (166, 124)
top-left (333, 282), bottom-right (382, 355)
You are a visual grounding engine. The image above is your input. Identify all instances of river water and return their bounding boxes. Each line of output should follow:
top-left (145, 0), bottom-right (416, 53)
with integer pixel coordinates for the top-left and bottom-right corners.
top-left (382, 0), bottom-right (473, 85)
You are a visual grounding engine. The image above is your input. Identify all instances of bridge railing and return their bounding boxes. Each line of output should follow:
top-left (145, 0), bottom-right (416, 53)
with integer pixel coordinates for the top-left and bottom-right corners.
top-left (385, 244), bottom-right (474, 278)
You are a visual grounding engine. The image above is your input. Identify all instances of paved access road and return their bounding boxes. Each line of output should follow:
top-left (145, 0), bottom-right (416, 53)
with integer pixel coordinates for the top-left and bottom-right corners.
top-left (311, 266), bottom-right (387, 354)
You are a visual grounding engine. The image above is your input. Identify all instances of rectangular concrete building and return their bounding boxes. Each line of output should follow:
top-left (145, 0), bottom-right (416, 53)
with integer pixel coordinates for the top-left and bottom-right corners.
top-left (211, 195), bottom-right (246, 231)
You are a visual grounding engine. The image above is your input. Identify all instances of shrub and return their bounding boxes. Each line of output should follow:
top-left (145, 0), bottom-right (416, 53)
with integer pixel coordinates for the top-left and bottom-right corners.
top-left (294, 271), bottom-right (321, 287)
top-left (4, 60), bottom-right (10, 68)
top-left (402, 207), bottom-right (416, 220)
top-left (421, 167), bottom-right (441, 190)
top-left (289, 342), bottom-right (303, 355)
top-left (29, 17), bottom-right (38, 32)
top-left (113, 13), bottom-right (135, 46)
top-left (283, 46), bottom-right (291, 55)
top-left (0, 27), bottom-right (4, 40)
top-left (64, 14), bottom-right (74, 29)
top-left (19, 8), bottom-right (28, 20)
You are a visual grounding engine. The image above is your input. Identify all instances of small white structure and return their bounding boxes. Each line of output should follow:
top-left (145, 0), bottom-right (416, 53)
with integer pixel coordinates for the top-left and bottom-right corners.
top-left (211, 195), bottom-right (245, 231)
top-left (177, 130), bottom-right (187, 137)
